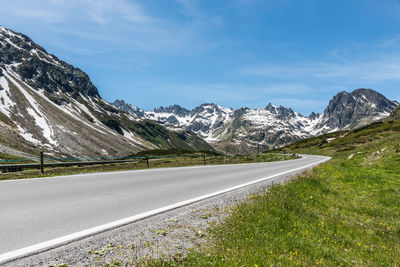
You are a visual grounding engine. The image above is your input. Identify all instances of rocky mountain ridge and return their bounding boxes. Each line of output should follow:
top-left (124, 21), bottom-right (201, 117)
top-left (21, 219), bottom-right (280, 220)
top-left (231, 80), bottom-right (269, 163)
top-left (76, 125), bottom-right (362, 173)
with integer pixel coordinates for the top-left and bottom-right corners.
top-left (114, 89), bottom-right (398, 154)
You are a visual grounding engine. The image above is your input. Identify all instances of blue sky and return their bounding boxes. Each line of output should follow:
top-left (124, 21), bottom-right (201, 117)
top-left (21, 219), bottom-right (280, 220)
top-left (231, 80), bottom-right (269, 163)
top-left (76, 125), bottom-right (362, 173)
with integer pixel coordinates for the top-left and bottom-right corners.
top-left (1, 0), bottom-right (400, 115)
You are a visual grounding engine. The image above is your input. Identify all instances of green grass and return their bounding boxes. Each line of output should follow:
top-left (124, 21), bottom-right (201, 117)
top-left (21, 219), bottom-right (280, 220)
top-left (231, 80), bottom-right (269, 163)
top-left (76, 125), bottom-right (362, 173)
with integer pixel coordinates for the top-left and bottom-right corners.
top-left (131, 148), bottom-right (222, 156)
top-left (0, 152), bottom-right (36, 165)
top-left (0, 153), bottom-right (295, 181)
top-left (149, 120), bottom-right (400, 266)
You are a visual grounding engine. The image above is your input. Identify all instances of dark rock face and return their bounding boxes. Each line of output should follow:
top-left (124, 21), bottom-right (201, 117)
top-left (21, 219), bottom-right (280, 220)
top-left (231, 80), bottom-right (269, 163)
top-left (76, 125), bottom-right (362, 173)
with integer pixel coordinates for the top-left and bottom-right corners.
top-left (308, 112), bottom-right (319, 120)
top-left (265, 103), bottom-right (277, 114)
top-left (321, 89), bottom-right (397, 129)
top-left (0, 27), bottom-right (100, 98)
top-left (165, 115), bottom-right (179, 125)
top-left (265, 103), bottom-right (296, 119)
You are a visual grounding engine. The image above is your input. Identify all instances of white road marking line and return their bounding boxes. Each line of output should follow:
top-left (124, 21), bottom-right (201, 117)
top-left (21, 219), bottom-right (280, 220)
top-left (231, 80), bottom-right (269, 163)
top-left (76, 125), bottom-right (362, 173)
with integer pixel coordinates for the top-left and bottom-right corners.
top-left (0, 156), bottom-right (330, 264)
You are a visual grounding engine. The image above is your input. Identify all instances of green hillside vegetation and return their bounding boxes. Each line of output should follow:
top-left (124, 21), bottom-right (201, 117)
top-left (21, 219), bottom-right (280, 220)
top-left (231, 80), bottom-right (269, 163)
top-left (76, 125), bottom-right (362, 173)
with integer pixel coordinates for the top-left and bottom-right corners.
top-left (0, 152), bottom-right (28, 162)
top-left (390, 104), bottom-right (400, 120)
top-left (153, 119), bottom-right (400, 266)
top-left (87, 100), bottom-right (214, 151)
top-left (132, 148), bottom-right (222, 156)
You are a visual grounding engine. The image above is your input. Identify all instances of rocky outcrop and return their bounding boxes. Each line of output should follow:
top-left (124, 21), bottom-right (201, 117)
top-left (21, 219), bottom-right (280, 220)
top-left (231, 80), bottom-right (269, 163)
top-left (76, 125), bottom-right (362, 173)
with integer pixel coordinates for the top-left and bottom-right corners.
top-left (320, 89), bottom-right (397, 130)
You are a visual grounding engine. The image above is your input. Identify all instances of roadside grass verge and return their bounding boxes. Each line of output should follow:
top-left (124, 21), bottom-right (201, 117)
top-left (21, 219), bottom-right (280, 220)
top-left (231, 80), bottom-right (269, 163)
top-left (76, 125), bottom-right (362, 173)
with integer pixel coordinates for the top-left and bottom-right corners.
top-left (0, 152), bottom-right (36, 164)
top-left (148, 120), bottom-right (400, 266)
top-left (0, 153), bottom-right (295, 181)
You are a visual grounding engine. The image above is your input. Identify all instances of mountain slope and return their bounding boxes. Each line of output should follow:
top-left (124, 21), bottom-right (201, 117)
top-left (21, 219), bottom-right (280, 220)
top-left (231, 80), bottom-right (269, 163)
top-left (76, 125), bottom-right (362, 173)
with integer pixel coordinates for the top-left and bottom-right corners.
top-left (0, 26), bottom-right (213, 157)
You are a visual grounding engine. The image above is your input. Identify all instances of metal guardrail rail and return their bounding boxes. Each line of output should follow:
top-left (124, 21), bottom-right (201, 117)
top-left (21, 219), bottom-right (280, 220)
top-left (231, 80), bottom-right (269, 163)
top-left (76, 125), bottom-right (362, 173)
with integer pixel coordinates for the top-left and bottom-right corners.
top-left (0, 154), bottom-right (213, 173)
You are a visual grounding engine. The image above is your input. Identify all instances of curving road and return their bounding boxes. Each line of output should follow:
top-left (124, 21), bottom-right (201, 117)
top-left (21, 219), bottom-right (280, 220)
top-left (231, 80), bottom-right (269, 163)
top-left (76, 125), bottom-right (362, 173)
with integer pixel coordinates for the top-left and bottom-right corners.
top-left (0, 155), bottom-right (329, 263)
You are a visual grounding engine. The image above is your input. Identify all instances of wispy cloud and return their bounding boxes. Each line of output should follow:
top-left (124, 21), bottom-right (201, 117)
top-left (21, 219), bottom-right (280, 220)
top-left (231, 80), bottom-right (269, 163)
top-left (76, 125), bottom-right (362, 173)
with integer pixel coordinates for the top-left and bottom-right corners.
top-left (0, 0), bottom-right (223, 55)
top-left (176, 0), bottom-right (223, 25)
top-left (1, 0), bottom-right (151, 25)
top-left (242, 55), bottom-right (400, 83)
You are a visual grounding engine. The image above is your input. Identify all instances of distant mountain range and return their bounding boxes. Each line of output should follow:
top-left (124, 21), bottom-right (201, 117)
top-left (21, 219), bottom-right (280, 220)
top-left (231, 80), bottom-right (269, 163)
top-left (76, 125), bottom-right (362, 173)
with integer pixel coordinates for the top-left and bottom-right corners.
top-left (113, 89), bottom-right (398, 154)
top-left (0, 26), bottom-right (398, 157)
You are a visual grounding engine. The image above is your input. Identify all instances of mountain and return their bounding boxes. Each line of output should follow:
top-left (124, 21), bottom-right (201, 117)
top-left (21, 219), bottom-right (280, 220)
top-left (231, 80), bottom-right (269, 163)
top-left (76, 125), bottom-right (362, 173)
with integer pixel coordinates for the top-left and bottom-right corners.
top-left (1, 26), bottom-right (396, 157)
top-left (114, 89), bottom-right (398, 154)
top-left (0, 26), bottom-right (213, 157)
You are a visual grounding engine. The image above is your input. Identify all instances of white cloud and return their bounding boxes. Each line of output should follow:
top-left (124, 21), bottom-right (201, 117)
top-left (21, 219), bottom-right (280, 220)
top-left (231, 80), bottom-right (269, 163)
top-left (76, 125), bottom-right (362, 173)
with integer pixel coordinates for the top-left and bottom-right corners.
top-left (0, 0), bottom-right (151, 25)
top-left (243, 55), bottom-right (400, 83)
top-left (0, 0), bottom-right (225, 55)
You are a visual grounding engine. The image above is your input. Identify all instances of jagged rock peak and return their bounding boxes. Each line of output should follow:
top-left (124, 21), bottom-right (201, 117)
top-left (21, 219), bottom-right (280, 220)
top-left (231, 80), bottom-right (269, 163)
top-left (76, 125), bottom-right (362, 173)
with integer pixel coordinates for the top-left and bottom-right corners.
top-left (308, 112), bottom-right (320, 120)
top-left (113, 99), bottom-right (144, 116)
top-left (153, 104), bottom-right (191, 116)
top-left (265, 102), bottom-right (297, 118)
top-left (265, 103), bottom-right (278, 114)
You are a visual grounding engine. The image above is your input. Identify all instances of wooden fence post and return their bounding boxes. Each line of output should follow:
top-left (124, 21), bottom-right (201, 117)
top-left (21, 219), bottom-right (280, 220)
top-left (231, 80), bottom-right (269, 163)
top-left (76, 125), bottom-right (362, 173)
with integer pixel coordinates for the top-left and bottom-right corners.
top-left (145, 156), bottom-right (150, 168)
top-left (203, 155), bottom-right (206, 165)
top-left (40, 151), bottom-right (44, 174)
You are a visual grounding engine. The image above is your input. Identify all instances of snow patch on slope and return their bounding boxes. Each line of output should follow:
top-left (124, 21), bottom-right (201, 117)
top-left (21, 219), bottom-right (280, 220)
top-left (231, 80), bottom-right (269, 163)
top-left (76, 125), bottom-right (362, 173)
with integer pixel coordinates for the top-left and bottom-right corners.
top-left (0, 75), bottom-right (14, 117)
top-left (4, 71), bottom-right (58, 146)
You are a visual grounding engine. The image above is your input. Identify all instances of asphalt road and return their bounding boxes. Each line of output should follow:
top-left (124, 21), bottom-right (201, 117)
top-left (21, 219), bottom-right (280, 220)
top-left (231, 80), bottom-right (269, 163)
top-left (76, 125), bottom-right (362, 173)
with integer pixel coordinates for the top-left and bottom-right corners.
top-left (0, 155), bottom-right (329, 259)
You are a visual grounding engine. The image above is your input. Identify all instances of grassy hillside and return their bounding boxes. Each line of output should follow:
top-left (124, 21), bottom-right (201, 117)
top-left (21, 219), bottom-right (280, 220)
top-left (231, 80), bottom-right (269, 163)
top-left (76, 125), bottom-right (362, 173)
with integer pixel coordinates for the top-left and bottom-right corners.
top-left (155, 119), bottom-right (400, 266)
top-left (131, 148), bottom-right (222, 156)
top-left (390, 104), bottom-right (400, 120)
top-left (283, 120), bottom-right (400, 156)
